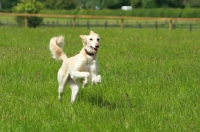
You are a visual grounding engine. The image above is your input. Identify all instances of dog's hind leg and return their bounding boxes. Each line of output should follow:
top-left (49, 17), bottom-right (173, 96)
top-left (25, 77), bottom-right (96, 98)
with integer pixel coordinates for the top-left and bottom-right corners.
top-left (68, 79), bottom-right (80, 103)
top-left (57, 69), bottom-right (69, 101)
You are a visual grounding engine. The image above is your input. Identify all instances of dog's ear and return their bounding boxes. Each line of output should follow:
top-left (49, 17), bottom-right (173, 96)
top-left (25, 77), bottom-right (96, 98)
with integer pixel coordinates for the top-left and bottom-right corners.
top-left (90, 31), bottom-right (95, 35)
top-left (80, 35), bottom-right (87, 46)
top-left (80, 35), bottom-right (85, 39)
top-left (90, 30), bottom-right (99, 36)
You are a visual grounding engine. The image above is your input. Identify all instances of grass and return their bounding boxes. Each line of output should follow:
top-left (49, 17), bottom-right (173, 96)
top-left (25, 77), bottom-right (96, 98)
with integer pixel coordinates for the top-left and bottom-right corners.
top-left (0, 27), bottom-right (200, 131)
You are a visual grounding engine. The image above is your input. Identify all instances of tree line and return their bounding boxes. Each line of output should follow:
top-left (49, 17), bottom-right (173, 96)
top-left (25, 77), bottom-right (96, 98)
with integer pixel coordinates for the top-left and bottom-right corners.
top-left (1, 0), bottom-right (200, 11)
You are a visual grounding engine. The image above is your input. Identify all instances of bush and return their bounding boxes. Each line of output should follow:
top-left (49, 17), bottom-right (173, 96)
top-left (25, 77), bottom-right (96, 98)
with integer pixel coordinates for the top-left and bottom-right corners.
top-left (182, 8), bottom-right (198, 18)
top-left (12, 0), bottom-right (43, 28)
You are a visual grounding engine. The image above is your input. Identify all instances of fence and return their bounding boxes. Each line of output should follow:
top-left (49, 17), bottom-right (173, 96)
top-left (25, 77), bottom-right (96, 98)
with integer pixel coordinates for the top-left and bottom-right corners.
top-left (0, 12), bottom-right (200, 30)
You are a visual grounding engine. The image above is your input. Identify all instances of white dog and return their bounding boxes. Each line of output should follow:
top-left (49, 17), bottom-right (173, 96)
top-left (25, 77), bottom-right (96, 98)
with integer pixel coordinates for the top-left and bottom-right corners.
top-left (49, 31), bottom-right (101, 103)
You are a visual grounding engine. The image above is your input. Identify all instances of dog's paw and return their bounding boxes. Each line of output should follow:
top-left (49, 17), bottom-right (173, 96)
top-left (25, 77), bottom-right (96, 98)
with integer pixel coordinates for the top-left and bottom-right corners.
top-left (96, 75), bottom-right (101, 83)
top-left (58, 96), bottom-right (62, 102)
top-left (82, 79), bottom-right (88, 88)
top-left (92, 75), bottom-right (101, 85)
top-left (82, 84), bottom-right (86, 88)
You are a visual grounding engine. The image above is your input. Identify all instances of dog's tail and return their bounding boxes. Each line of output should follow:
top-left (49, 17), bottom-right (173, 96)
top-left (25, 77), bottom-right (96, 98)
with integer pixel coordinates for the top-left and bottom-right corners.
top-left (49, 36), bottom-right (67, 61)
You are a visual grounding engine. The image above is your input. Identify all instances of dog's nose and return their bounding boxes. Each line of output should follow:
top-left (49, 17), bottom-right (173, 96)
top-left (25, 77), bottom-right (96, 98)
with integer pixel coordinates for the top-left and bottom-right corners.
top-left (95, 44), bottom-right (99, 48)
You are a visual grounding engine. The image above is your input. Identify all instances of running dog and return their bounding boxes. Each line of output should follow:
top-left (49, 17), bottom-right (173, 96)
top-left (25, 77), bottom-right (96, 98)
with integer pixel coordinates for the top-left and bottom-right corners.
top-left (49, 31), bottom-right (101, 103)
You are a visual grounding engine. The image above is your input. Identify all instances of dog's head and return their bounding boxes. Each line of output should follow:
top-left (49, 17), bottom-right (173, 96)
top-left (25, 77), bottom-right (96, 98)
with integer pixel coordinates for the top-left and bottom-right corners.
top-left (80, 31), bottom-right (100, 54)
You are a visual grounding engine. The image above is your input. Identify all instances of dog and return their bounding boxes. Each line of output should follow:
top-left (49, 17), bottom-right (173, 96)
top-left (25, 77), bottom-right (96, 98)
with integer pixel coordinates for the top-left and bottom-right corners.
top-left (49, 31), bottom-right (101, 103)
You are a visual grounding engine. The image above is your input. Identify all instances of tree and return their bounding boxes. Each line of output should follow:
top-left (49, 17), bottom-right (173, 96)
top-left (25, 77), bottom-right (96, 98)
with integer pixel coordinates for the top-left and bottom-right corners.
top-left (12, 0), bottom-right (43, 27)
top-left (130, 0), bottom-right (188, 8)
top-left (182, 0), bottom-right (200, 8)
top-left (44, 0), bottom-right (76, 10)
top-left (166, 0), bottom-right (183, 7)
top-left (105, 0), bottom-right (131, 9)
top-left (74, 0), bottom-right (101, 9)
top-left (131, 0), bottom-right (142, 8)
top-left (142, 0), bottom-right (157, 8)
top-left (0, 0), bottom-right (19, 10)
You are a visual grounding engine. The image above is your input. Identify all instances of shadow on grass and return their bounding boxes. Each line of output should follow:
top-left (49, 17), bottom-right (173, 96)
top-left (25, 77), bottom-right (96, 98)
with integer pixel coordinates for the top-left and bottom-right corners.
top-left (79, 89), bottom-right (134, 109)
top-left (88, 95), bottom-right (117, 109)
top-left (87, 95), bottom-right (127, 110)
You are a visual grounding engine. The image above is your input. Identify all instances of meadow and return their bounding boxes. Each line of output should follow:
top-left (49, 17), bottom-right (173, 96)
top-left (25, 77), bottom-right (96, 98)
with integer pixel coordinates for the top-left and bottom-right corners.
top-left (0, 27), bottom-right (200, 131)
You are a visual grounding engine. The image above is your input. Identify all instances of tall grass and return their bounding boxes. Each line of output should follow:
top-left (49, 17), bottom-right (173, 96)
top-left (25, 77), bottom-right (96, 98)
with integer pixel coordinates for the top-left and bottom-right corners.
top-left (0, 27), bottom-right (200, 131)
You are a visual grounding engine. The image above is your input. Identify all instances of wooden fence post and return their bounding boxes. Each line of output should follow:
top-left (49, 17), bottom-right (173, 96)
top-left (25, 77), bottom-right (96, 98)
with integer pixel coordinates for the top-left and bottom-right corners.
top-left (189, 23), bottom-right (192, 31)
top-left (121, 18), bottom-right (124, 29)
top-left (169, 19), bottom-right (172, 30)
top-left (104, 20), bottom-right (108, 29)
top-left (87, 20), bottom-right (90, 29)
top-left (25, 17), bottom-right (28, 28)
top-left (155, 20), bottom-right (158, 30)
top-left (73, 17), bottom-right (76, 29)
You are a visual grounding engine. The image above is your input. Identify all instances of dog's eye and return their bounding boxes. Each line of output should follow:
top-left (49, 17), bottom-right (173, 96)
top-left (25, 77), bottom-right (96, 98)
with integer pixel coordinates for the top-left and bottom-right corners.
top-left (97, 38), bottom-right (100, 41)
top-left (90, 38), bottom-right (93, 41)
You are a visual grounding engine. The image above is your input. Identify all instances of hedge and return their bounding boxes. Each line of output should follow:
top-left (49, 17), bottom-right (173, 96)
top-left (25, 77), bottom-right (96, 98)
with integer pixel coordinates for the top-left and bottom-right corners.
top-left (40, 8), bottom-right (200, 18)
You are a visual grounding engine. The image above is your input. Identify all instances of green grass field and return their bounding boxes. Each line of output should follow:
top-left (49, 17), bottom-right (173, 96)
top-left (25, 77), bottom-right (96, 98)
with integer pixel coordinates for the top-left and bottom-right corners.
top-left (0, 27), bottom-right (200, 131)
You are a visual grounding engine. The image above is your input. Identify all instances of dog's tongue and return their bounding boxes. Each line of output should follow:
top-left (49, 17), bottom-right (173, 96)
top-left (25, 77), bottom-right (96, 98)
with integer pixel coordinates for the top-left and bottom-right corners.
top-left (93, 48), bottom-right (98, 53)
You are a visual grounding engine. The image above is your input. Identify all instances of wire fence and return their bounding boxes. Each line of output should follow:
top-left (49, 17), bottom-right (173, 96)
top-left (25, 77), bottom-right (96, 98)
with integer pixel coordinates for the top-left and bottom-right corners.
top-left (40, 19), bottom-right (200, 31)
top-left (0, 12), bottom-right (200, 30)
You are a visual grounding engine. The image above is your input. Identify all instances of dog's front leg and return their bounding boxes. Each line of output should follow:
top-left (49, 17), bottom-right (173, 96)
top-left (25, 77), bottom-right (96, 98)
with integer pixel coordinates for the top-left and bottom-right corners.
top-left (71, 71), bottom-right (90, 88)
top-left (90, 61), bottom-right (101, 85)
top-left (71, 62), bottom-right (90, 88)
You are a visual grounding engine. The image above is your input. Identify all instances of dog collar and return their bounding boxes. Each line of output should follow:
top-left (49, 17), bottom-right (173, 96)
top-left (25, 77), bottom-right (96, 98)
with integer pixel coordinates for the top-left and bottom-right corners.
top-left (84, 49), bottom-right (95, 56)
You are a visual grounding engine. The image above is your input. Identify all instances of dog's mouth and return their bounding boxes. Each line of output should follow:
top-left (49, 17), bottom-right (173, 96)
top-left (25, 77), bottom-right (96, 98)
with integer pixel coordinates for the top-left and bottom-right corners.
top-left (90, 46), bottom-right (99, 53)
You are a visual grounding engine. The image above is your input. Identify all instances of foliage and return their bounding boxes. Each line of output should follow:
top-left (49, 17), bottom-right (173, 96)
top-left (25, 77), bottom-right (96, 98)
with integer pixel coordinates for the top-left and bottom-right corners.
top-left (2, 0), bottom-right (200, 11)
top-left (142, 0), bottom-right (158, 8)
top-left (131, 0), bottom-right (142, 8)
top-left (182, 8), bottom-right (200, 18)
top-left (186, 0), bottom-right (200, 7)
top-left (106, 0), bottom-right (131, 9)
top-left (0, 27), bottom-right (200, 131)
top-left (12, 0), bottom-right (43, 28)
top-left (44, 0), bottom-right (76, 10)
top-left (40, 8), bottom-right (200, 18)
top-left (0, 0), bottom-right (19, 10)
top-left (133, 0), bottom-right (200, 8)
